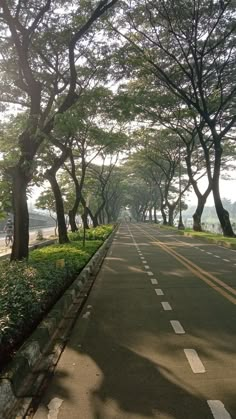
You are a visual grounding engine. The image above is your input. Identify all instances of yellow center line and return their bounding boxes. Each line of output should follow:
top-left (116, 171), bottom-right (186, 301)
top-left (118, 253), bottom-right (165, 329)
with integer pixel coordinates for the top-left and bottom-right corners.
top-left (134, 225), bottom-right (236, 305)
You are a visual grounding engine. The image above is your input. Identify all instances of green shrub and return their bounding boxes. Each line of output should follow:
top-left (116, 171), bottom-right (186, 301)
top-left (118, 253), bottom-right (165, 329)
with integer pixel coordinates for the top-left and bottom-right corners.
top-left (69, 224), bottom-right (114, 242)
top-left (0, 240), bottom-right (102, 365)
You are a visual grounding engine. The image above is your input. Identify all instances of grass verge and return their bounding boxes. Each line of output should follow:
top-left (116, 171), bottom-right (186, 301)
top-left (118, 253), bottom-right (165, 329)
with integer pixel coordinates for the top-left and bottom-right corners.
top-left (0, 224), bottom-right (113, 367)
top-left (159, 225), bottom-right (236, 247)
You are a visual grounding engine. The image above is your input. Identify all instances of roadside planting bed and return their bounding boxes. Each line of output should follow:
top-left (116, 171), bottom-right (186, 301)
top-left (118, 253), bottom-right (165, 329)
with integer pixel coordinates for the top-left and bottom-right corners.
top-left (0, 224), bottom-right (113, 369)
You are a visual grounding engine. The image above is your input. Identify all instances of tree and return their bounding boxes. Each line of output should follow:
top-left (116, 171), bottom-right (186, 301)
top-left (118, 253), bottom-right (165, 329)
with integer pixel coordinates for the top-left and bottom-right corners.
top-left (59, 87), bottom-right (122, 231)
top-left (0, 0), bottom-right (118, 260)
top-left (112, 0), bottom-right (236, 235)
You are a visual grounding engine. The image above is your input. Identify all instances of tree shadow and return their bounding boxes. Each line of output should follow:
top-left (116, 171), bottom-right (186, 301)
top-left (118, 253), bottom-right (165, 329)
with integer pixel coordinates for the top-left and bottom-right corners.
top-left (62, 321), bottom-right (211, 419)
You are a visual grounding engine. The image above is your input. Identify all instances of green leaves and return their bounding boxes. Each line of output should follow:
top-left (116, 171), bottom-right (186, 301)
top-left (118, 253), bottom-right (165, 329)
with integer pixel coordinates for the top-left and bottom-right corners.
top-left (0, 237), bottom-right (105, 363)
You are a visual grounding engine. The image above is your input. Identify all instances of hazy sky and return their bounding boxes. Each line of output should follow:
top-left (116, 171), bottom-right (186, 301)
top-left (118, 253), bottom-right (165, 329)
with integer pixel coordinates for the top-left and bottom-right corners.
top-left (186, 176), bottom-right (236, 206)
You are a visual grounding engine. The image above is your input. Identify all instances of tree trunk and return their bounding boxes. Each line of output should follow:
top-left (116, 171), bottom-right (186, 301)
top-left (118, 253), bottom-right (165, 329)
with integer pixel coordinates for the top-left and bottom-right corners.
top-left (68, 209), bottom-right (78, 232)
top-left (160, 204), bottom-right (167, 225)
top-left (82, 208), bottom-right (89, 229)
top-left (185, 146), bottom-right (212, 232)
top-left (192, 196), bottom-right (206, 232)
top-left (149, 207), bottom-right (152, 222)
top-left (88, 208), bottom-right (97, 227)
top-left (168, 206), bottom-right (174, 226)
top-left (212, 181), bottom-right (235, 237)
top-left (47, 173), bottom-right (69, 244)
top-left (92, 215), bottom-right (99, 227)
top-left (154, 204), bottom-right (158, 223)
top-left (212, 142), bottom-right (235, 237)
top-left (94, 200), bottom-right (106, 226)
top-left (11, 167), bottom-right (29, 260)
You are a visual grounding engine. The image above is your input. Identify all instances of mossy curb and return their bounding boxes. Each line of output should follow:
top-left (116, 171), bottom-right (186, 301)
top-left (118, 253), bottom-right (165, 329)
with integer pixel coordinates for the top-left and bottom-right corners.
top-left (0, 226), bottom-right (117, 419)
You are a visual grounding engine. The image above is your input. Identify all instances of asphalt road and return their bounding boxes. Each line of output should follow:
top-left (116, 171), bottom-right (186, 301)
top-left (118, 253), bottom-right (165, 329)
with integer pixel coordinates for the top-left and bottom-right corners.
top-left (33, 222), bottom-right (236, 419)
top-left (0, 226), bottom-right (55, 251)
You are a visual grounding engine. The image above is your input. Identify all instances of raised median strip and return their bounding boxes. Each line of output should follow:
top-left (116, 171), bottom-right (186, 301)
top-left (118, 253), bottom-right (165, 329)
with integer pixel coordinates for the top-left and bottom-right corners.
top-left (0, 227), bottom-right (117, 419)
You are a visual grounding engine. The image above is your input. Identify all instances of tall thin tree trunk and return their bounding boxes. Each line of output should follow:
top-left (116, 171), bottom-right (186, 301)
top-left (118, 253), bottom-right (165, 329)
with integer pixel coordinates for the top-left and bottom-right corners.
top-left (161, 204), bottom-right (167, 225)
top-left (168, 206), bottom-right (174, 226)
top-left (192, 196), bottom-right (206, 232)
top-left (149, 207), bottom-right (152, 222)
top-left (154, 203), bottom-right (158, 223)
top-left (82, 208), bottom-right (89, 229)
top-left (212, 180), bottom-right (235, 236)
top-left (212, 143), bottom-right (235, 237)
top-left (47, 173), bottom-right (69, 244)
top-left (11, 167), bottom-right (29, 260)
top-left (68, 209), bottom-right (78, 232)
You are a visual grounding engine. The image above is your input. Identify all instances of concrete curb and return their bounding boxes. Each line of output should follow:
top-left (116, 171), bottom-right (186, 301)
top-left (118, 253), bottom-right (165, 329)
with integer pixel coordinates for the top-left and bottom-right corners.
top-left (0, 228), bottom-right (117, 419)
top-left (159, 225), bottom-right (236, 250)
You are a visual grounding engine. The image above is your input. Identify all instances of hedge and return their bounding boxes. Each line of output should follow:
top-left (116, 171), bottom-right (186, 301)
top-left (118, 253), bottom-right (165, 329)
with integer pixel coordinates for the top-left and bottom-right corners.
top-left (0, 224), bottom-right (113, 367)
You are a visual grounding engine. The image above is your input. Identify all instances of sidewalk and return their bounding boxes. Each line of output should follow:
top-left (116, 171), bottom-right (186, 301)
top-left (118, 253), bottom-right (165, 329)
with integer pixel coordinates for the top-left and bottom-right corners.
top-left (33, 224), bottom-right (215, 419)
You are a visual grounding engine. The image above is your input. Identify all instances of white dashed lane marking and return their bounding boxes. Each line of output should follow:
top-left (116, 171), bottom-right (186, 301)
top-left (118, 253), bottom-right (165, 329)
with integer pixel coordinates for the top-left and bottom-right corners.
top-left (147, 271), bottom-right (154, 276)
top-left (161, 302), bottom-right (172, 311)
top-left (223, 259), bottom-right (230, 262)
top-left (184, 349), bottom-right (205, 373)
top-left (170, 320), bottom-right (185, 334)
top-left (206, 252), bottom-right (212, 255)
top-left (155, 288), bottom-right (164, 296)
top-left (151, 278), bottom-right (158, 285)
top-left (215, 255), bottom-right (220, 258)
top-left (144, 265), bottom-right (150, 269)
top-left (207, 400), bottom-right (232, 419)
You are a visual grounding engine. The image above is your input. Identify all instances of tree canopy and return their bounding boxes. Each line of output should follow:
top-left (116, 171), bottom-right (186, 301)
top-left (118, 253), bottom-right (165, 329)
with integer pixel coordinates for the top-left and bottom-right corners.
top-left (0, 0), bottom-right (236, 260)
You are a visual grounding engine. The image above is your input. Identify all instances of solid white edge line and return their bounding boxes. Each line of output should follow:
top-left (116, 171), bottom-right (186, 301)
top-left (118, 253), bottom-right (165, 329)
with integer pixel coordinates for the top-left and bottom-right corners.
top-left (207, 400), bottom-right (232, 419)
top-left (184, 349), bottom-right (205, 373)
top-left (170, 320), bottom-right (185, 334)
top-left (161, 302), bottom-right (172, 311)
top-left (155, 288), bottom-right (164, 296)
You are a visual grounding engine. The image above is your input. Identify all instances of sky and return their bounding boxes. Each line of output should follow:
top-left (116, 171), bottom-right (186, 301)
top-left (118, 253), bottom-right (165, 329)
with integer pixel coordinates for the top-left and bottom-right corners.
top-left (185, 173), bottom-right (236, 207)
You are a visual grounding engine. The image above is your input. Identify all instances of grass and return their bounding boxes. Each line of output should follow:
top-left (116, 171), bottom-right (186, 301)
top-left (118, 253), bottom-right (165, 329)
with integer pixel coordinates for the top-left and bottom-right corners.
top-left (159, 225), bottom-right (236, 246)
top-left (0, 224), bottom-right (114, 367)
top-left (183, 229), bottom-right (236, 244)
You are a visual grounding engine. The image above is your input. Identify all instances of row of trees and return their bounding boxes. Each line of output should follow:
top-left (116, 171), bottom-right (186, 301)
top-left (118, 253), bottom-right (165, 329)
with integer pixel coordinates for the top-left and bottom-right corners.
top-left (114, 0), bottom-right (236, 235)
top-left (0, 0), bottom-right (236, 261)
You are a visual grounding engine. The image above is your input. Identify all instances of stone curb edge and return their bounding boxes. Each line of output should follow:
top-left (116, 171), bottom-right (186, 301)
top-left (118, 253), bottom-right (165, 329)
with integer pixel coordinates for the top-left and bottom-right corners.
top-left (159, 225), bottom-right (236, 250)
top-left (0, 226), bottom-right (118, 419)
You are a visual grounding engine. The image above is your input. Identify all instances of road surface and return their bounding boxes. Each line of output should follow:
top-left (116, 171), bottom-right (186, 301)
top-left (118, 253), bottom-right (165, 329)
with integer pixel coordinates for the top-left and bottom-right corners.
top-left (33, 222), bottom-right (236, 419)
top-left (0, 226), bottom-right (55, 252)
